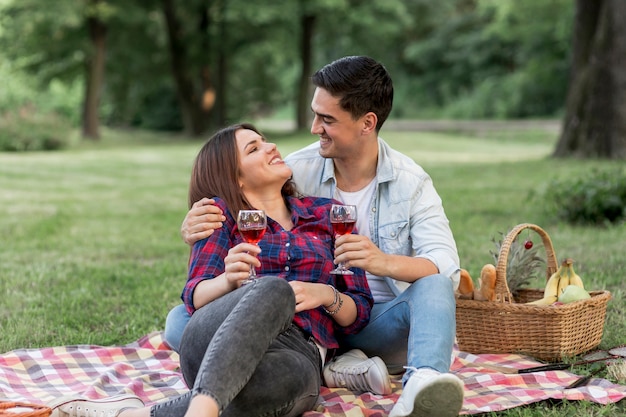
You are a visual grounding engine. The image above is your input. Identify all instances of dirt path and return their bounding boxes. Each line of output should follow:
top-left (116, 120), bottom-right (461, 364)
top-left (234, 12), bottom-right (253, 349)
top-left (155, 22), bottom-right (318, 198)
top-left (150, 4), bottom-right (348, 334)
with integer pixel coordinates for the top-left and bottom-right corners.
top-left (258, 119), bottom-right (561, 134)
top-left (383, 119), bottom-right (560, 133)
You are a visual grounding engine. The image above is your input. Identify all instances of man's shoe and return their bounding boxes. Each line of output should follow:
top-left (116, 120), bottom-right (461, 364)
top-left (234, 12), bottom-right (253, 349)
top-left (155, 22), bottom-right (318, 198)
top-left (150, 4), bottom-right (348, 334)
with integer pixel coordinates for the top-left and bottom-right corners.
top-left (47, 394), bottom-right (144, 417)
top-left (323, 349), bottom-right (391, 395)
top-left (389, 367), bottom-right (464, 417)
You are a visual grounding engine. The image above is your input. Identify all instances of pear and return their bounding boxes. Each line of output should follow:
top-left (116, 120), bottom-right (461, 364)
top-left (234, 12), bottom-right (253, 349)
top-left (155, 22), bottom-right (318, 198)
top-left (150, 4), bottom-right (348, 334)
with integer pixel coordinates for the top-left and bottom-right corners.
top-left (557, 284), bottom-right (591, 304)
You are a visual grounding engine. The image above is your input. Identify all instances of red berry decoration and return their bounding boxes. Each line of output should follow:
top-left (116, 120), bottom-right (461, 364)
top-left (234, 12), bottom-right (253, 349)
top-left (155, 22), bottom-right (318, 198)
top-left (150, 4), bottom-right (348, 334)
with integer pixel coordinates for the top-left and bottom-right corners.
top-left (524, 240), bottom-right (533, 250)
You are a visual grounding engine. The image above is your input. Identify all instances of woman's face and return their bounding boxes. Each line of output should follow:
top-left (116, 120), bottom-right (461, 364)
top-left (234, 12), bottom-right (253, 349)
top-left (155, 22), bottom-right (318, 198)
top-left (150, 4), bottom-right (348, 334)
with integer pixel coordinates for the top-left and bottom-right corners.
top-left (236, 128), bottom-right (292, 191)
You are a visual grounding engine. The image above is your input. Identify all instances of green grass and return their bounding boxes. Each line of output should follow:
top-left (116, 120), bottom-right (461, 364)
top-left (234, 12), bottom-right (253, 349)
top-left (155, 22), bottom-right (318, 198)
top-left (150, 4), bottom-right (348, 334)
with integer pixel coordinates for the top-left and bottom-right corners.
top-left (1, 124), bottom-right (624, 414)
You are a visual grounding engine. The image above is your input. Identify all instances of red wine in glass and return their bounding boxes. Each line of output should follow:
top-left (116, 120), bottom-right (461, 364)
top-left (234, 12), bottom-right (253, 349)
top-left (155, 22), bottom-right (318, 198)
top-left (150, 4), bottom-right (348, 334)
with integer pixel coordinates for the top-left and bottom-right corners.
top-left (332, 220), bottom-right (355, 236)
top-left (330, 204), bottom-right (357, 275)
top-left (237, 210), bottom-right (267, 283)
top-left (240, 227), bottom-right (266, 244)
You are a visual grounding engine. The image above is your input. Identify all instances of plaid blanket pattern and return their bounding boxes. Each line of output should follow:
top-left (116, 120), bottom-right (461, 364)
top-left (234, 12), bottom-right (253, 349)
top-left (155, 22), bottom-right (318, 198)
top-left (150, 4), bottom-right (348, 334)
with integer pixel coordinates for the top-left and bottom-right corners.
top-left (0, 333), bottom-right (185, 405)
top-left (1, 332), bottom-right (624, 415)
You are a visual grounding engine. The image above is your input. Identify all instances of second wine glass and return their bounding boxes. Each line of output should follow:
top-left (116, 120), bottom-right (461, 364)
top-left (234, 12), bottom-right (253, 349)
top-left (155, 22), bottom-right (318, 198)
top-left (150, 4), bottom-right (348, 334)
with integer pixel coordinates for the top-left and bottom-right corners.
top-left (237, 209), bottom-right (267, 284)
top-left (330, 204), bottom-right (357, 275)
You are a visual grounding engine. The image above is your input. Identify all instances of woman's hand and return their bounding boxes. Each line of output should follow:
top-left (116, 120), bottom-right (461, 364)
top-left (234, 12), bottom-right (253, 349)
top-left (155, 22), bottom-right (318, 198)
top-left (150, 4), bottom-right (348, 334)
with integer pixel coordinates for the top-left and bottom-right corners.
top-left (181, 198), bottom-right (226, 245)
top-left (191, 242), bottom-right (260, 309)
top-left (289, 281), bottom-right (334, 313)
top-left (289, 281), bottom-right (358, 326)
top-left (224, 242), bottom-right (261, 287)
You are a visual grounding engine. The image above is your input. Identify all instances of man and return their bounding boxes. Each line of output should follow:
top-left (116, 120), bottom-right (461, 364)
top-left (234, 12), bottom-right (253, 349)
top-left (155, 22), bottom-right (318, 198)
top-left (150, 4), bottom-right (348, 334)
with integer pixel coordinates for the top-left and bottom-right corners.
top-left (175, 56), bottom-right (464, 417)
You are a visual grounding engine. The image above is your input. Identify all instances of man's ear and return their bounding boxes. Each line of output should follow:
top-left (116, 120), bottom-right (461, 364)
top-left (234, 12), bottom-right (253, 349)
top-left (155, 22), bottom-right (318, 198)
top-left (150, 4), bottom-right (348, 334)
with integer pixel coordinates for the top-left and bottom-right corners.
top-left (362, 112), bottom-right (378, 135)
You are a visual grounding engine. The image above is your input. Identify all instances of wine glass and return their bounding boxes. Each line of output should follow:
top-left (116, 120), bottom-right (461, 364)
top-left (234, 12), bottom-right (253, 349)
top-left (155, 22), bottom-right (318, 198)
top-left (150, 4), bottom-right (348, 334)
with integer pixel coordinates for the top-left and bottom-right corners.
top-left (237, 209), bottom-right (267, 284)
top-left (329, 204), bottom-right (357, 275)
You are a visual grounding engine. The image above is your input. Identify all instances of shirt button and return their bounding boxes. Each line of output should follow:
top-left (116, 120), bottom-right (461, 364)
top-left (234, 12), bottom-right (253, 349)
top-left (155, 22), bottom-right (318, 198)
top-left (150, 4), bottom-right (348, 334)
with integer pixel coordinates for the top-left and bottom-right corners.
top-left (371, 207), bottom-right (377, 212)
top-left (391, 232), bottom-right (396, 237)
top-left (285, 242), bottom-right (290, 247)
top-left (284, 266), bottom-right (290, 272)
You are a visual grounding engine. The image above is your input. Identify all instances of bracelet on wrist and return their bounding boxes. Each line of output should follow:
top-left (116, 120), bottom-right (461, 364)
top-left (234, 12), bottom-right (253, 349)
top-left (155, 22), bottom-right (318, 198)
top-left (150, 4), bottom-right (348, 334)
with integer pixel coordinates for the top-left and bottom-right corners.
top-left (325, 285), bottom-right (340, 309)
top-left (324, 296), bottom-right (343, 315)
top-left (324, 285), bottom-right (344, 316)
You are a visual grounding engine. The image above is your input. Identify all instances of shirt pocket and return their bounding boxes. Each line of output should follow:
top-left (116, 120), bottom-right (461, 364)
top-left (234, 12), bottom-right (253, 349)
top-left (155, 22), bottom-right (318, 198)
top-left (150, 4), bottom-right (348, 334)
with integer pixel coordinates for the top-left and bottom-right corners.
top-left (378, 220), bottom-right (411, 256)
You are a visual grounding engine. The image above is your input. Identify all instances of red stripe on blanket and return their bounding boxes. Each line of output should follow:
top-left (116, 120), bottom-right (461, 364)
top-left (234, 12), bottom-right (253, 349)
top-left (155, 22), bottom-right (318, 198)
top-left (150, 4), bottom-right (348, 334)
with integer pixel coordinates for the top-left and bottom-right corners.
top-left (0, 332), bottom-right (625, 415)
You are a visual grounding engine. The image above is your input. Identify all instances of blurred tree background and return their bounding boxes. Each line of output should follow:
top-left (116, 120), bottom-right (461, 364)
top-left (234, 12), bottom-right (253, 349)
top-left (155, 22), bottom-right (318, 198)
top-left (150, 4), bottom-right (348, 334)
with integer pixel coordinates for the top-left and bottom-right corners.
top-left (0, 0), bottom-right (624, 157)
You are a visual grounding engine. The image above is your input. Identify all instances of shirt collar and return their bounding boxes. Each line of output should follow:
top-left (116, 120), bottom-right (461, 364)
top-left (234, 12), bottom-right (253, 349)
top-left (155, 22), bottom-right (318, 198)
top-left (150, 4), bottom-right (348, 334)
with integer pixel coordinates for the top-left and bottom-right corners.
top-left (375, 137), bottom-right (395, 183)
top-left (285, 196), bottom-right (317, 222)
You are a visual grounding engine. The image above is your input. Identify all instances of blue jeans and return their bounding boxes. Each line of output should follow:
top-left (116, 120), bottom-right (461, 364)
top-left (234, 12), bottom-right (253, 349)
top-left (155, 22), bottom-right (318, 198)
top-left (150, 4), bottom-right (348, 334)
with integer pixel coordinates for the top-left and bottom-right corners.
top-left (154, 277), bottom-right (321, 417)
top-left (164, 303), bottom-right (191, 353)
top-left (165, 274), bottom-right (456, 385)
top-left (341, 274), bottom-right (456, 382)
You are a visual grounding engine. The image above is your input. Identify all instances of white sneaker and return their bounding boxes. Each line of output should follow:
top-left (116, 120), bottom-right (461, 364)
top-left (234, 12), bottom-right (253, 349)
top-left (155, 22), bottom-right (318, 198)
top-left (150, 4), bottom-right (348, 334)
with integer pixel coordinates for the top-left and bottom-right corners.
top-left (47, 394), bottom-right (144, 417)
top-left (389, 367), bottom-right (464, 417)
top-left (323, 349), bottom-right (392, 395)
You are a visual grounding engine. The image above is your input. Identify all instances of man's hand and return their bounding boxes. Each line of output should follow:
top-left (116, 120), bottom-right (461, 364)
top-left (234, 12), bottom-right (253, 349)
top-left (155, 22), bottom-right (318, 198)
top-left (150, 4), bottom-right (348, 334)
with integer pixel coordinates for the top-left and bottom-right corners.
top-left (333, 234), bottom-right (390, 277)
top-left (181, 198), bottom-right (226, 245)
top-left (334, 234), bottom-right (439, 282)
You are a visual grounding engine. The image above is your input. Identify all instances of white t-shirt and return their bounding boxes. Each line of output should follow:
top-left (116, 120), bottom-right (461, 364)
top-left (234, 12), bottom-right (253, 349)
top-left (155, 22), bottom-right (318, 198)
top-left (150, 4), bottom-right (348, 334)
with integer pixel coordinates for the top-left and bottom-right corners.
top-left (334, 179), bottom-right (396, 302)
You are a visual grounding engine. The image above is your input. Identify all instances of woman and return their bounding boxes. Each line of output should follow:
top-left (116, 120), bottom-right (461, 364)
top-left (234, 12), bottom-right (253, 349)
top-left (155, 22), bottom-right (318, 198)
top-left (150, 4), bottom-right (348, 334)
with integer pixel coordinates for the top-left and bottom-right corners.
top-left (49, 123), bottom-right (373, 417)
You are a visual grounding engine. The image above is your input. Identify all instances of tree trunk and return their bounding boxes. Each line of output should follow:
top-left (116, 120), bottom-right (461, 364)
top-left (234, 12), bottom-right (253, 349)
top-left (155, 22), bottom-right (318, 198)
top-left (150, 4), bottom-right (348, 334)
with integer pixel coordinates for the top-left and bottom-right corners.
top-left (162, 0), bottom-right (208, 136)
top-left (199, 5), bottom-right (216, 118)
top-left (214, 0), bottom-right (228, 127)
top-left (554, 0), bottom-right (626, 159)
top-left (215, 49), bottom-right (228, 127)
top-left (82, 2), bottom-right (107, 140)
top-left (296, 11), bottom-right (316, 131)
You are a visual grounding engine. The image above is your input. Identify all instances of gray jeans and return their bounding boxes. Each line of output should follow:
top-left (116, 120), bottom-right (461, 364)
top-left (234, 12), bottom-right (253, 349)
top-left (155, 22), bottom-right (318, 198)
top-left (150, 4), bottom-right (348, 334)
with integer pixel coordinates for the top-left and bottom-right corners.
top-left (151, 277), bottom-right (322, 417)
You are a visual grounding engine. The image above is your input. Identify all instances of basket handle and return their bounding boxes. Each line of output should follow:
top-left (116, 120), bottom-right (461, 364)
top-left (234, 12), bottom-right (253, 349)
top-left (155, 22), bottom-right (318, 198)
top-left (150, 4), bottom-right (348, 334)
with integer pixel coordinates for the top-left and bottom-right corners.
top-left (494, 223), bottom-right (559, 303)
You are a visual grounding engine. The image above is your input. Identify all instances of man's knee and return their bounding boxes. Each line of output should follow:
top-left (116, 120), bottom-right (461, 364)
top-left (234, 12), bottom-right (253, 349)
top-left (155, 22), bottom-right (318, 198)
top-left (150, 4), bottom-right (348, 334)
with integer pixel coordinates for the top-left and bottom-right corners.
top-left (164, 304), bottom-right (191, 352)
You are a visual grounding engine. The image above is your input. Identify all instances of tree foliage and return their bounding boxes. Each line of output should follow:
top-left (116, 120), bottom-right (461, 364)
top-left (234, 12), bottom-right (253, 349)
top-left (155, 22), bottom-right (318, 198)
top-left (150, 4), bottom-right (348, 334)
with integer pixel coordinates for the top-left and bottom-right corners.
top-left (0, 0), bottom-right (87, 83)
top-left (397, 0), bottom-right (573, 118)
top-left (1, 0), bottom-right (622, 159)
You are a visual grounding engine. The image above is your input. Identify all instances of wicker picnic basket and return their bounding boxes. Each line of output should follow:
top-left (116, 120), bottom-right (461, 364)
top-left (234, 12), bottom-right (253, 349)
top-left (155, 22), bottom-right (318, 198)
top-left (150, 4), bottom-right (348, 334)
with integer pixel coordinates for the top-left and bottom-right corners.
top-left (0, 402), bottom-right (51, 417)
top-left (456, 223), bottom-right (612, 361)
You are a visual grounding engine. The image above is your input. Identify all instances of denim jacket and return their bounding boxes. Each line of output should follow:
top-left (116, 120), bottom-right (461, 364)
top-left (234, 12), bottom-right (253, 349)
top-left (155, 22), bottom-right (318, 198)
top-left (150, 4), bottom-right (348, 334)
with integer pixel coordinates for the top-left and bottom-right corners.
top-left (285, 138), bottom-right (460, 295)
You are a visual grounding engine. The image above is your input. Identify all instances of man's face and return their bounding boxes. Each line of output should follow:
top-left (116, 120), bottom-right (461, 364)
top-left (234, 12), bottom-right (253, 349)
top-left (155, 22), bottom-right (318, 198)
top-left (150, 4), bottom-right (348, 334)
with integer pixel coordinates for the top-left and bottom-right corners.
top-left (310, 87), bottom-right (363, 159)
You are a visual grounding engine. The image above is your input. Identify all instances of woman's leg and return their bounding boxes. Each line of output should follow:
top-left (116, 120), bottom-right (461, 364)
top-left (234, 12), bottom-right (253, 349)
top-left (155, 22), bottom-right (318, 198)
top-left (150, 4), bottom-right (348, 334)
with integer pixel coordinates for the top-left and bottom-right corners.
top-left (221, 325), bottom-right (321, 417)
top-left (152, 276), bottom-right (319, 417)
top-left (55, 278), bottom-right (321, 417)
top-left (179, 277), bottom-right (295, 391)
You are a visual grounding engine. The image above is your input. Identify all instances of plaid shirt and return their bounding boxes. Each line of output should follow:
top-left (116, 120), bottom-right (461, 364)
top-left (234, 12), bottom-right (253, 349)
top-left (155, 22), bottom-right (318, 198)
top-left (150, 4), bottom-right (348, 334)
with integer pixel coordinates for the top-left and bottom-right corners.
top-left (183, 196), bottom-right (373, 349)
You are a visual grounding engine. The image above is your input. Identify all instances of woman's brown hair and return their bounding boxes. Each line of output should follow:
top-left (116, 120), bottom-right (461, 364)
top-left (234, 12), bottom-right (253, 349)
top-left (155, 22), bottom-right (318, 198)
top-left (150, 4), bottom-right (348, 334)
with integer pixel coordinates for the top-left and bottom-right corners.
top-left (188, 123), bottom-right (297, 214)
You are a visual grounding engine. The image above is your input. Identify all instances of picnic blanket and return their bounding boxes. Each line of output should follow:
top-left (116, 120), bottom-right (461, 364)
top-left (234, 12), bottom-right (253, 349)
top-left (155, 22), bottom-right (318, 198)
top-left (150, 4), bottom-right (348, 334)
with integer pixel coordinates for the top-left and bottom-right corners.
top-left (1, 332), bottom-right (625, 415)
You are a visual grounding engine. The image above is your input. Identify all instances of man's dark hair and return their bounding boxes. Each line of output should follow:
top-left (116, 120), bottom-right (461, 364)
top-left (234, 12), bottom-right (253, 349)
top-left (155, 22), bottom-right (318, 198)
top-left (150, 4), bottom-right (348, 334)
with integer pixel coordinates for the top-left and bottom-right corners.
top-left (312, 56), bottom-right (393, 132)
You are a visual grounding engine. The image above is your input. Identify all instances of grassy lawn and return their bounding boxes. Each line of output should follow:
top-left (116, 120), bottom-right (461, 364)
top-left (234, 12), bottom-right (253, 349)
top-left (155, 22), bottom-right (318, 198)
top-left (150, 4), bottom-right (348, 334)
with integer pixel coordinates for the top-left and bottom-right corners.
top-left (1, 123), bottom-right (624, 415)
